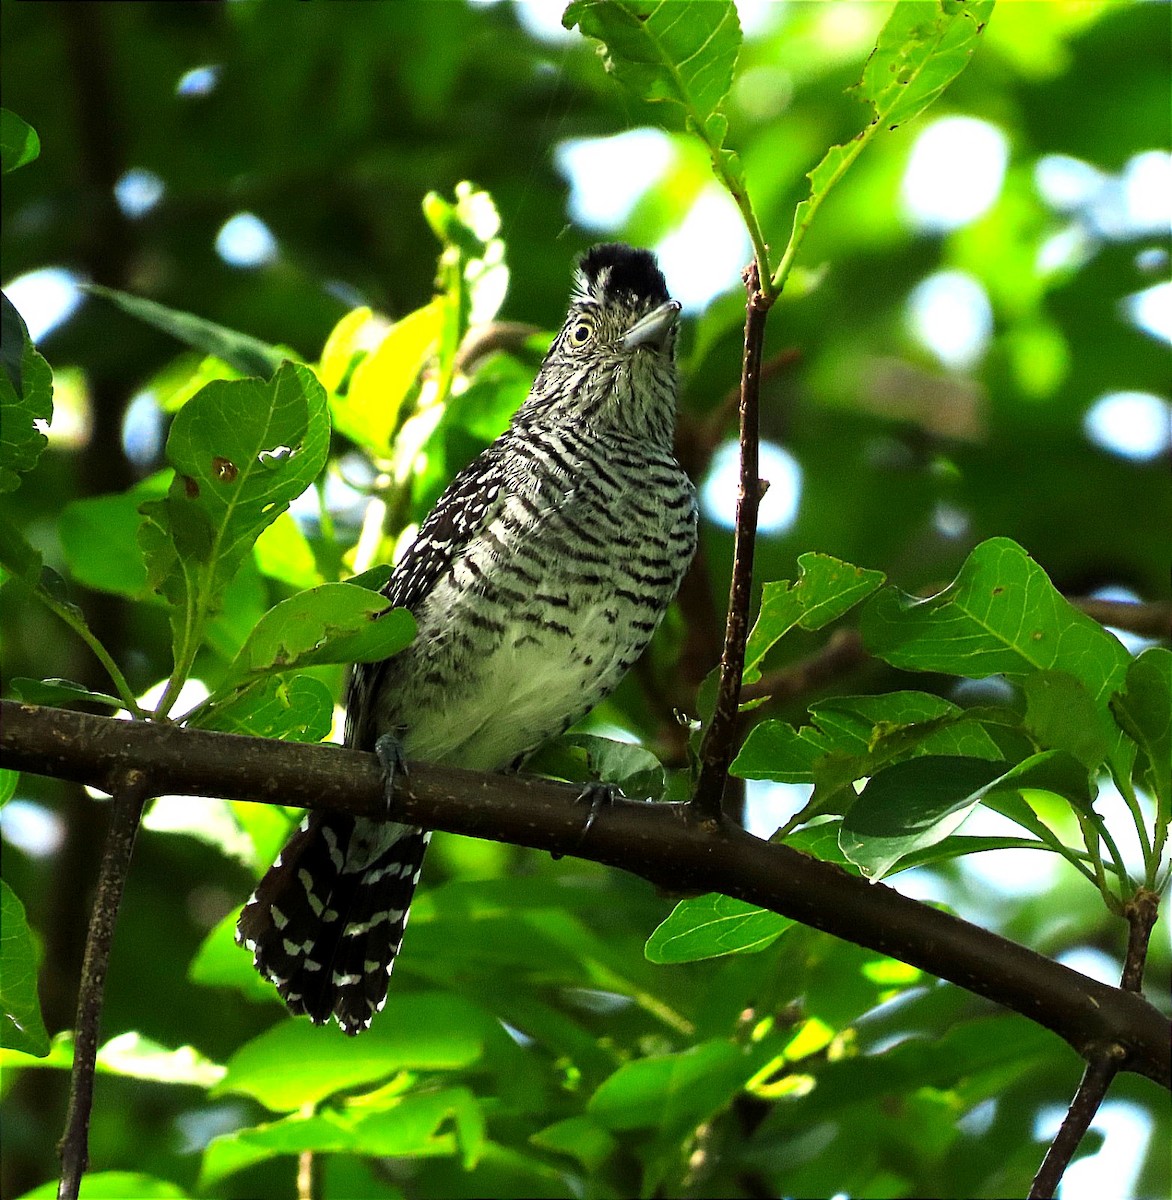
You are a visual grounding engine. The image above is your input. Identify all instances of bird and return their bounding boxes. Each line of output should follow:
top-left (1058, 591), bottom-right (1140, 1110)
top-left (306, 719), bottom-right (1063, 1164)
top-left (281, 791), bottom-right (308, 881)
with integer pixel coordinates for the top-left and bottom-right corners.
top-left (236, 243), bottom-right (699, 1034)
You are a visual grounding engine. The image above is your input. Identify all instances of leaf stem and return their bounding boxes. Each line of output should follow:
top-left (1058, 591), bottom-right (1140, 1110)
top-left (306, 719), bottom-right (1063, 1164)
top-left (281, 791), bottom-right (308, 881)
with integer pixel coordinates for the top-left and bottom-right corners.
top-left (32, 585), bottom-right (145, 717)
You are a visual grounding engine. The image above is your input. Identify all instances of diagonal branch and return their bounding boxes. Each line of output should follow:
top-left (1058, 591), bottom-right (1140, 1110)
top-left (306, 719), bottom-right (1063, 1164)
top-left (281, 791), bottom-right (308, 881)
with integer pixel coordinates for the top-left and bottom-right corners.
top-left (2, 700), bottom-right (1168, 1091)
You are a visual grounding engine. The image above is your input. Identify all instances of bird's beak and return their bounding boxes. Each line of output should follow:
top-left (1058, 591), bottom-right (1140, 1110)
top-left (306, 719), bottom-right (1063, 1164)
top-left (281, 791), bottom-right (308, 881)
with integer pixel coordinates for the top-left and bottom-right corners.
top-left (622, 300), bottom-right (681, 352)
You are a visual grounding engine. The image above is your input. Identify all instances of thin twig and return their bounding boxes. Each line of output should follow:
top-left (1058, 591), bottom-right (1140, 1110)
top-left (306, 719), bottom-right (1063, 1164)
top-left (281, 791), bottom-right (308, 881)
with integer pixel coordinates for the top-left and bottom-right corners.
top-left (1029, 890), bottom-right (1163, 1198)
top-left (57, 769), bottom-right (154, 1200)
top-left (3, 701), bottom-right (1169, 1090)
top-left (1028, 1047), bottom-right (1127, 1200)
top-left (691, 263), bottom-right (773, 825)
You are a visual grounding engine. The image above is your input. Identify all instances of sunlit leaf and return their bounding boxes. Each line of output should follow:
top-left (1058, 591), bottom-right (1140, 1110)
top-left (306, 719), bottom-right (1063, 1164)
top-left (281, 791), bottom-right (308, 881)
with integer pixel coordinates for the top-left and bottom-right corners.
top-left (334, 300), bottom-right (443, 455)
top-left (139, 362), bottom-right (330, 650)
top-left (15, 1172), bottom-right (190, 1199)
top-left (192, 674), bottom-right (334, 743)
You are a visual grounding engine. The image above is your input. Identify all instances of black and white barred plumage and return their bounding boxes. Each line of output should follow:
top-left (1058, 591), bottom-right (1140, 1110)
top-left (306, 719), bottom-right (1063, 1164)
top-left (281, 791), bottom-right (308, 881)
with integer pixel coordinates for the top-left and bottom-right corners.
top-left (237, 244), bottom-right (699, 1033)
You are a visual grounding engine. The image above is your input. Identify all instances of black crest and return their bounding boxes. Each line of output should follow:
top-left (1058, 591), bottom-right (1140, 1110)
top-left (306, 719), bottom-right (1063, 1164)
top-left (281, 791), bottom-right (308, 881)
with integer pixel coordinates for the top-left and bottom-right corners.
top-left (575, 243), bottom-right (670, 308)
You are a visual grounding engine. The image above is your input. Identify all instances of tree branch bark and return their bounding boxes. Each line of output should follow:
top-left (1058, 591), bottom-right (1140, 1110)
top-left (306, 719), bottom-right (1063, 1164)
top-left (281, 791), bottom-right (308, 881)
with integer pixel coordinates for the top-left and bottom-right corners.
top-left (3, 700), bottom-right (1168, 1091)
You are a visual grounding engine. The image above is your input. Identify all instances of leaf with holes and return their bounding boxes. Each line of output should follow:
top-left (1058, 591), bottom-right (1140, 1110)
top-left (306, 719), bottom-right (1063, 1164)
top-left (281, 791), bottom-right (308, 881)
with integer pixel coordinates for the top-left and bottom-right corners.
top-left (861, 538), bottom-right (1130, 775)
top-left (0, 291), bottom-right (53, 493)
top-left (563, 0), bottom-right (746, 191)
top-left (215, 582), bottom-right (415, 693)
top-left (744, 554), bottom-right (885, 679)
top-left (139, 362), bottom-right (330, 655)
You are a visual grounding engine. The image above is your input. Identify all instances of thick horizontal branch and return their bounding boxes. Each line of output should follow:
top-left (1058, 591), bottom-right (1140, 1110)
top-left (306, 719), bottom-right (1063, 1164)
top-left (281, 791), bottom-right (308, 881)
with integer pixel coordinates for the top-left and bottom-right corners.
top-left (2, 701), bottom-right (1168, 1089)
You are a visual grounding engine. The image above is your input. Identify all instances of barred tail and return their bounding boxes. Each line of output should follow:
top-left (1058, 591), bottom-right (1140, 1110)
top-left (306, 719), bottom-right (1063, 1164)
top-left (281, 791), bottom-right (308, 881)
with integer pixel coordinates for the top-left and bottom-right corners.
top-left (236, 812), bottom-right (431, 1035)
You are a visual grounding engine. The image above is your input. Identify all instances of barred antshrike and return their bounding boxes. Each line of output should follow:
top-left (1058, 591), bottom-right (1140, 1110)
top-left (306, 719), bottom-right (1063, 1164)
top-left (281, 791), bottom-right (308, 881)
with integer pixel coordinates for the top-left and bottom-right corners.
top-left (237, 244), bottom-right (699, 1033)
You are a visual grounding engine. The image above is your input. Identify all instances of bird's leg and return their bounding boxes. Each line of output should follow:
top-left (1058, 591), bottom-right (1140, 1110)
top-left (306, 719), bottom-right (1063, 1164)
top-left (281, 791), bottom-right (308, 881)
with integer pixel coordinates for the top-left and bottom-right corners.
top-left (373, 733), bottom-right (409, 820)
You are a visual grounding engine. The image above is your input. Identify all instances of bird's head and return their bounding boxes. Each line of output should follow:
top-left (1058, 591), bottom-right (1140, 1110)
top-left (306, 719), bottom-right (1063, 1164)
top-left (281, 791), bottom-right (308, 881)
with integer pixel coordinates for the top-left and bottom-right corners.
top-left (519, 244), bottom-right (681, 444)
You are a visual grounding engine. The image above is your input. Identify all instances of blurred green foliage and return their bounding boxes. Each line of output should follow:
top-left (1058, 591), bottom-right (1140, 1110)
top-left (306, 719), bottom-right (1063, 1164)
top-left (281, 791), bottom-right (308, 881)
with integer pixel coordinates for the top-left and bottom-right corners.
top-left (1, 2), bottom-right (1168, 1198)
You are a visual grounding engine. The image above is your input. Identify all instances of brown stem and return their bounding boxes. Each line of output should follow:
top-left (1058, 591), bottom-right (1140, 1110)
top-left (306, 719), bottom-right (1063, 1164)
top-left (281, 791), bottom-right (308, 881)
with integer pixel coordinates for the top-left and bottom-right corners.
top-left (692, 263), bottom-right (773, 824)
top-left (1029, 891), bottom-right (1164, 1198)
top-left (1028, 1048), bottom-right (1127, 1200)
top-left (4, 701), bottom-right (1168, 1091)
top-left (1120, 889), bottom-right (1160, 993)
top-left (57, 770), bottom-right (153, 1200)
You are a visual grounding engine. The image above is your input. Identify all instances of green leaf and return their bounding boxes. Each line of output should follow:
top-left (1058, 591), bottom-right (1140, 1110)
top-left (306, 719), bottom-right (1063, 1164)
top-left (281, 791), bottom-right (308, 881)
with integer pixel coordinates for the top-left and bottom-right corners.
top-left (0, 1029), bottom-right (223, 1088)
top-left (531, 1115), bottom-right (617, 1173)
top-left (1023, 670), bottom-right (1111, 770)
top-left (15, 1172), bottom-right (190, 1199)
top-left (0, 880), bottom-right (50, 1056)
top-left (0, 768), bottom-right (17, 808)
top-left (563, 1), bottom-right (740, 140)
top-left (216, 583), bottom-right (414, 693)
top-left (731, 720), bottom-right (832, 784)
top-left (527, 733), bottom-right (665, 801)
top-left (732, 691), bottom-right (1008, 786)
top-left (860, 0), bottom-right (997, 131)
top-left (192, 674), bottom-right (334, 743)
top-left (8, 678), bottom-right (124, 710)
top-left (253, 510), bottom-right (324, 589)
top-left (85, 284), bottom-right (291, 378)
top-left (0, 291), bottom-right (53, 493)
top-left (645, 893), bottom-right (791, 964)
top-left (861, 538), bottom-right (1130, 703)
top-left (774, 0), bottom-right (994, 293)
top-left (744, 554), bottom-right (885, 677)
top-left (139, 362), bottom-right (330, 641)
top-left (587, 1039), bottom-right (748, 1132)
top-left (59, 474), bottom-right (170, 599)
top-left (216, 992), bottom-right (494, 1110)
top-left (199, 1088), bottom-right (485, 1187)
top-left (839, 750), bottom-right (1092, 880)
top-left (332, 300), bottom-right (443, 455)
top-left (562, 0), bottom-right (758, 263)
top-left (1111, 647), bottom-right (1172, 808)
top-left (1, 109), bottom-right (40, 173)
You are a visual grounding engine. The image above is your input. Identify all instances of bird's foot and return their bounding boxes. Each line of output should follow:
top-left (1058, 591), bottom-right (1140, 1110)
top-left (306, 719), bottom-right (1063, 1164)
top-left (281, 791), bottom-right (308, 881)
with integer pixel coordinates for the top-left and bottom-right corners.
top-left (575, 780), bottom-right (622, 840)
top-left (373, 733), bottom-right (409, 820)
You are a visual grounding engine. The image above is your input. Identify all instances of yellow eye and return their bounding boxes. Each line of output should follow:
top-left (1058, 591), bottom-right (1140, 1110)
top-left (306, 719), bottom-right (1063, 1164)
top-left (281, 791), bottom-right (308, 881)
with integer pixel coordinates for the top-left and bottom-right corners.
top-left (570, 320), bottom-right (593, 345)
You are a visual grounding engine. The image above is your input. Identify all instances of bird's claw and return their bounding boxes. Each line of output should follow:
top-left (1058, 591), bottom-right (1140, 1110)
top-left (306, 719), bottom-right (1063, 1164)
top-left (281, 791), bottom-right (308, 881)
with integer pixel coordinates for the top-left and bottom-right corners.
top-left (575, 781), bottom-right (622, 839)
